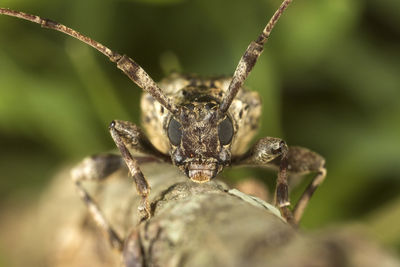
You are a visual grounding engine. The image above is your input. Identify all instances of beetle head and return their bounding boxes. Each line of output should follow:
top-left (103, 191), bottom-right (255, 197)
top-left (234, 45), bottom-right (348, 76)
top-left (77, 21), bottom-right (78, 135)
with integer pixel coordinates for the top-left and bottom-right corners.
top-left (167, 100), bottom-right (233, 183)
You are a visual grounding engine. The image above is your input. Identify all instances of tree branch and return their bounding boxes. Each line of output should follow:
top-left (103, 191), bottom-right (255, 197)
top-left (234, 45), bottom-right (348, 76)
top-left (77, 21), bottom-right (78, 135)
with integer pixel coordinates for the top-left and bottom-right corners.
top-left (0, 161), bottom-right (399, 267)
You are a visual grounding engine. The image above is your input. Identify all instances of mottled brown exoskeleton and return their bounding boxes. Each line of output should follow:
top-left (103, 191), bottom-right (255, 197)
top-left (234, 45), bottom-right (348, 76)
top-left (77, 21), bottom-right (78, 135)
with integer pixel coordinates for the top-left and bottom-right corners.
top-left (1, 0), bottom-right (326, 252)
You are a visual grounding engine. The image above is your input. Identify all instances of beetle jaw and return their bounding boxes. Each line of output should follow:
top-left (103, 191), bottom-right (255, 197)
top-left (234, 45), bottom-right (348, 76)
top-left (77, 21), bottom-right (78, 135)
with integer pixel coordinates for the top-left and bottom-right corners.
top-left (187, 162), bottom-right (218, 183)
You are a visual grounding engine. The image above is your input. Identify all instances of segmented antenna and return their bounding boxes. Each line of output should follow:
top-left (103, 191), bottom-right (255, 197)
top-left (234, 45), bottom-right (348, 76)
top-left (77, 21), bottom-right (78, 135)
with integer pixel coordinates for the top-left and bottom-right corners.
top-left (0, 8), bottom-right (179, 116)
top-left (218, 0), bottom-right (293, 117)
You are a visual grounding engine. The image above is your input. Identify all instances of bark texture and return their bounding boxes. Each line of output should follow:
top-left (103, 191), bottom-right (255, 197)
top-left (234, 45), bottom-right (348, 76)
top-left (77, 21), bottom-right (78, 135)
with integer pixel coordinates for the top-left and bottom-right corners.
top-left (1, 161), bottom-right (399, 267)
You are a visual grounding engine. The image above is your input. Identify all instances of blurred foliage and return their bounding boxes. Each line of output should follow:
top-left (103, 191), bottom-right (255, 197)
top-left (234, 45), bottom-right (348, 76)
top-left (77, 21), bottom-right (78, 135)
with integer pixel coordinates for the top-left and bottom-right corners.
top-left (0, 0), bottom-right (399, 258)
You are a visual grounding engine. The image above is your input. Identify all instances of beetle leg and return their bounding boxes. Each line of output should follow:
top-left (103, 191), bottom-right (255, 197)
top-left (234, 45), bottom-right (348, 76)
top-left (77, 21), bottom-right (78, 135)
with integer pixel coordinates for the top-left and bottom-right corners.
top-left (109, 120), bottom-right (168, 221)
top-left (235, 137), bottom-right (294, 224)
top-left (71, 153), bottom-right (125, 250)
top-left (71, 121), bottom-right (168, 249)
top-left (233, 138), bottom-right (326, 225)
top-left (283, 146), bottom-right (326, 224)
top-left (109, 120), bottom-right (170, 162)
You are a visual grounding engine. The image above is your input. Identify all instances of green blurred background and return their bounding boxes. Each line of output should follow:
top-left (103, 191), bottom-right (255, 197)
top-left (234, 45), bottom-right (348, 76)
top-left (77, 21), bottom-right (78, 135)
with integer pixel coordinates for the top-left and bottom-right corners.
top-left (0, 0), bottom-right (399, 258)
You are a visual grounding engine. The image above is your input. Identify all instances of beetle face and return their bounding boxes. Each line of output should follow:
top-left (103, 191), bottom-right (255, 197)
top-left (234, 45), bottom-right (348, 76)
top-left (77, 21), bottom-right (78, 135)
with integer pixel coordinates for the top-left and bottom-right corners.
top-left (168, 102), bottom-right (233, 183)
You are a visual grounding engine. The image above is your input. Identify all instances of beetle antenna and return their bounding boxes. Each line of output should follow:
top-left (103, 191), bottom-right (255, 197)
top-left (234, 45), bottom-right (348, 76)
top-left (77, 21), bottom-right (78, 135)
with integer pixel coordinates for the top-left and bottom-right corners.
top-left (0, 8), bottom-right (179, 116)
top-left (218, 0), bottom-right (293, 117)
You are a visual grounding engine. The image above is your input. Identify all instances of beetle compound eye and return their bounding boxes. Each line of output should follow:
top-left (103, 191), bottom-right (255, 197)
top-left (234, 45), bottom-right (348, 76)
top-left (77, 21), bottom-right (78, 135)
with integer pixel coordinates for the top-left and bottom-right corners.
top-left (168, 118), bottom-right (182, 146)
top-left (218, 116), bottom-right (234, 145)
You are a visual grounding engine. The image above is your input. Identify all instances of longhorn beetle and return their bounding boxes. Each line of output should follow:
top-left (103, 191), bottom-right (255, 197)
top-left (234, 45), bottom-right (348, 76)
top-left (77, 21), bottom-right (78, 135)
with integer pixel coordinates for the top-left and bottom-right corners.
top-left (1, 0), bottom-right (326, 251)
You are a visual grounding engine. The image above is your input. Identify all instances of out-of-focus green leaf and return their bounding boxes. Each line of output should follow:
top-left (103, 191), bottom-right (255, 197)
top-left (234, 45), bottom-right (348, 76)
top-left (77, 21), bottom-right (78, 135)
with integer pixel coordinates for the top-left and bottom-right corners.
top-left (130, 0), bottom-right (185, 5)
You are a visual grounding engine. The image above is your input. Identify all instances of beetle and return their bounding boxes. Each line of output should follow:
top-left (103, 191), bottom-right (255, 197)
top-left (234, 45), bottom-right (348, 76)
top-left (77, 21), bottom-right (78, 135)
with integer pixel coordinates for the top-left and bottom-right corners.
top-left (1, 0), bottom-right (326, 251)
